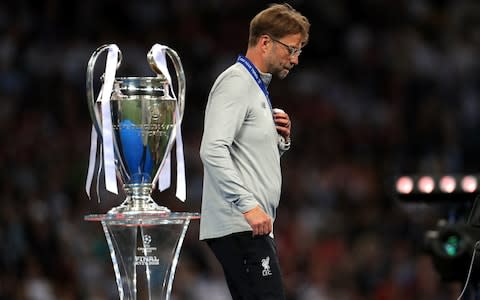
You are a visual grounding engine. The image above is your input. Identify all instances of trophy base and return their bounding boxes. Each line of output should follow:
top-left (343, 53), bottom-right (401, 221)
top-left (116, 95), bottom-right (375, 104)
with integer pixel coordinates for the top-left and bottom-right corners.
top-left (108, 196), bottom-right (171, 216)
top-left (84, 212), bottom-right (200, 299)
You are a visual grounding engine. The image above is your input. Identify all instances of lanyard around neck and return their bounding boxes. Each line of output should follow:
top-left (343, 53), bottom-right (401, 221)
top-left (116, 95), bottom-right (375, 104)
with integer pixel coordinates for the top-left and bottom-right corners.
top-left (236, 55), bottom-right (272, 111)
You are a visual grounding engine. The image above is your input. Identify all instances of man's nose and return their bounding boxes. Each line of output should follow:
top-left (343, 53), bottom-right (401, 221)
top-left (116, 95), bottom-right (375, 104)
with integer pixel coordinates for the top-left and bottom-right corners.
top-left (290, 55), bottom-right (299, 66)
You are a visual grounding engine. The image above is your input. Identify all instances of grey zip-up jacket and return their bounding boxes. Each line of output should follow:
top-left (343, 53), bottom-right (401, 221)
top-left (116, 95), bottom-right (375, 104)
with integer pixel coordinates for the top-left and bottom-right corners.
top-left (199, 62), bottom-right (288, 240)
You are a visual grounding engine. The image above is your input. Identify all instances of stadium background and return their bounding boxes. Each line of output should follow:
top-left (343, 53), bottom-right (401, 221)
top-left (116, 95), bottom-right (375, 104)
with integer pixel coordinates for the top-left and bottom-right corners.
top-left (2, 0), bottom-right (480, 299)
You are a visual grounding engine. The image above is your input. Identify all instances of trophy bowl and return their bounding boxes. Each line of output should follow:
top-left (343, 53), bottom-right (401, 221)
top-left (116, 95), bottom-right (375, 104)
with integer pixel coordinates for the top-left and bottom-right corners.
top-left (86, 44), bottom-right (186, 215)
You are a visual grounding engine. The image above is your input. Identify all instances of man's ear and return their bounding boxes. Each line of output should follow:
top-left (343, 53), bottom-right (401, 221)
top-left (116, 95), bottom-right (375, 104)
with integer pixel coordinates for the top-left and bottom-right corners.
top-left (259, 35), bottom-right (270, 54)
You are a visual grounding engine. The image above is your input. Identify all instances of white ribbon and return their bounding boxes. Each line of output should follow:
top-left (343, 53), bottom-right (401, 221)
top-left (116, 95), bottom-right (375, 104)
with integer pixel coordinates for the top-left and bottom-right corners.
top-left (101, 46), bottom-right (120, 194)
top-left (85, 126), bottom-right (97, 199)
top-left (150, 44), bottom-right (186, 202)
top-left (174, 124), bottom-right (186, 201)
top-left (158, 151), bottom-right (171, 191)
top-left (85, 45), bottom-right (120, 198)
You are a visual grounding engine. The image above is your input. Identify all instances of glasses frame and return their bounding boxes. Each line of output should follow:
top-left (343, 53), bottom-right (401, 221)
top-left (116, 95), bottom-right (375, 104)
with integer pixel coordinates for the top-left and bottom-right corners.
top-left (268, 35), bottom-right (302, 57)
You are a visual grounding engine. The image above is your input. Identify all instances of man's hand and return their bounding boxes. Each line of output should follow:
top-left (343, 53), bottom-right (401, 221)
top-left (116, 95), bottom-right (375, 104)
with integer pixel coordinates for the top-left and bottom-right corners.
top-left (273, 108), bottom-right (291, 140)
top-left (243, 205), bottom-right (272, 236)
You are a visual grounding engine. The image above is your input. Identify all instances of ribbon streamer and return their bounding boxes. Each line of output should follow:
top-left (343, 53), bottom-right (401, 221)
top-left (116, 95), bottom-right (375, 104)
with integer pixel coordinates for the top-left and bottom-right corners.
top-left (101, 46), bottom-right (120, 194)
top-left (85, 126), bottom-right (97, 199)
top-left (150, 44), bottom-right (186, 202)
top-left (85, 45), bottom-right (120, 198)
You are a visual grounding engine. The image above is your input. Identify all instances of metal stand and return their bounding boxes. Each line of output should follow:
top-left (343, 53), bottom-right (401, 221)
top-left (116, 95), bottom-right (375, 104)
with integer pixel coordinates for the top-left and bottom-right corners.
top-left (85, 212), bottom-right (200, 300)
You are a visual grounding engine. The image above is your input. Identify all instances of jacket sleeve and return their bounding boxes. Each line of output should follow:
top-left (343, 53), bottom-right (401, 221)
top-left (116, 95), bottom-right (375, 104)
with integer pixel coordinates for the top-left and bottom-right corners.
top-left (199, 72), bottom-right (258, 213)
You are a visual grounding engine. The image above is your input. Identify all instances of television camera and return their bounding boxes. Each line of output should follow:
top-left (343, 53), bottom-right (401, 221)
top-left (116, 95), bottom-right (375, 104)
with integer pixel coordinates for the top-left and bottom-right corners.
top-left (394, 174), bottom-right (480, 284)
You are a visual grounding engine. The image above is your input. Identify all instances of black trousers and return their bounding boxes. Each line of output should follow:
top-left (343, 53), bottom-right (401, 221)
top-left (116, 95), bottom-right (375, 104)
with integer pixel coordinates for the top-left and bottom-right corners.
top-left (206, 231), bottom-right (286, 300)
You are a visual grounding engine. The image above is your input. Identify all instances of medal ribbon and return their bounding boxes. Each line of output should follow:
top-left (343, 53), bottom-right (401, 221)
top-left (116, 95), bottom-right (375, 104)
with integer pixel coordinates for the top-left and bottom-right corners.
top-left (236, 55), bottom-right (272, 111)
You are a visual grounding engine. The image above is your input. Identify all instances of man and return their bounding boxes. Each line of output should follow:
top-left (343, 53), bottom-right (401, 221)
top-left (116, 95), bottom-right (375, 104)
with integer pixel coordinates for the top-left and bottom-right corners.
top-left (199, 3), bottom-right (310, 299)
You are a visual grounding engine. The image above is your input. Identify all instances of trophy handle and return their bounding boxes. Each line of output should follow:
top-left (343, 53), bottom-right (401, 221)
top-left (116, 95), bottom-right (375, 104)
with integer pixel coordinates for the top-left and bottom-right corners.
top-left (147, 46), bottom-right (186, 124)
top-left (86, 44), bottom-right (123, 139)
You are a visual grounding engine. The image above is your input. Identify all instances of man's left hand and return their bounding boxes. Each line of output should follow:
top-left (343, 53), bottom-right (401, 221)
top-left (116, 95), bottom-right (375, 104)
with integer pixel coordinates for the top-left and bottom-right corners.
top-left (273, 109), bottom-right (291, 140)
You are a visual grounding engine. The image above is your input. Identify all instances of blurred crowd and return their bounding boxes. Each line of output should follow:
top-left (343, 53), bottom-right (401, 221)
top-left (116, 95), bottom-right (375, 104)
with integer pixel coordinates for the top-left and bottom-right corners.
top-left (2, 0), bottom-right (480, 299)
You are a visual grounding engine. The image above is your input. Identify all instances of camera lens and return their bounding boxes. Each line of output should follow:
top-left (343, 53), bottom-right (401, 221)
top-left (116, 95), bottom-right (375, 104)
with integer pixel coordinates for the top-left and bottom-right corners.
top-left (442, 234), bottom-right (461, 257)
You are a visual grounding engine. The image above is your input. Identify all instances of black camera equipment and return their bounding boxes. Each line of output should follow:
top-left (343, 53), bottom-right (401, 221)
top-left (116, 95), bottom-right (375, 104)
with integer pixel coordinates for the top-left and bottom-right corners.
top-left (394, 174), bottom-right (480, 291)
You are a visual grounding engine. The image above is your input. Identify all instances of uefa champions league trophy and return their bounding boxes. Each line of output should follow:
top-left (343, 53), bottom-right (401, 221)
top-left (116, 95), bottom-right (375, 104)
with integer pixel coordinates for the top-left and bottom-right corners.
top-left (86, 43), bottom-right (184, 214)
top-left (84, 44), bottom-right (199, 300)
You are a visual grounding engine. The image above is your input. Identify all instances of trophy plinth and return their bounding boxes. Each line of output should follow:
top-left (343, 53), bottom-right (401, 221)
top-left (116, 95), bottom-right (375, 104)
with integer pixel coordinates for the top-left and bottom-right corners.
top-left (85, 213), bottom-right (200, 300)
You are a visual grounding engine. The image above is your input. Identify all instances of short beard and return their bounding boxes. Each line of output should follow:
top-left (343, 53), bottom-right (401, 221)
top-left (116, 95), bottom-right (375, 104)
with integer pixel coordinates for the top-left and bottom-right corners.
top-left (275, 68), bottom-right (289, 79)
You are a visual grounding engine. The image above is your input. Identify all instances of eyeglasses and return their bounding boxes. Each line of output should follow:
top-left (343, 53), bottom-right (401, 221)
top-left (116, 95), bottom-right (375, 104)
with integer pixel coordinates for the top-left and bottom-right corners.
top-left (269, 36), bottom-right (302, 57)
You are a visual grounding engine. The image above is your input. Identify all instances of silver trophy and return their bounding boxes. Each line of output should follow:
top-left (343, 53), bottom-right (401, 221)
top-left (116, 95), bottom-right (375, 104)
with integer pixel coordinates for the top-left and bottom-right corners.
top-left (85, 44), bottom-right (198, 300)
top-left (86, 44), bottom-right (185, 214)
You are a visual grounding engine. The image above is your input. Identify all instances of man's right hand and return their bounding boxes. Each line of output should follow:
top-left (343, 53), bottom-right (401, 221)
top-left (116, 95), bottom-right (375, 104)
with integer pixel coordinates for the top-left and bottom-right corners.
top-left (243, 205), bottom-right (272, 236)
